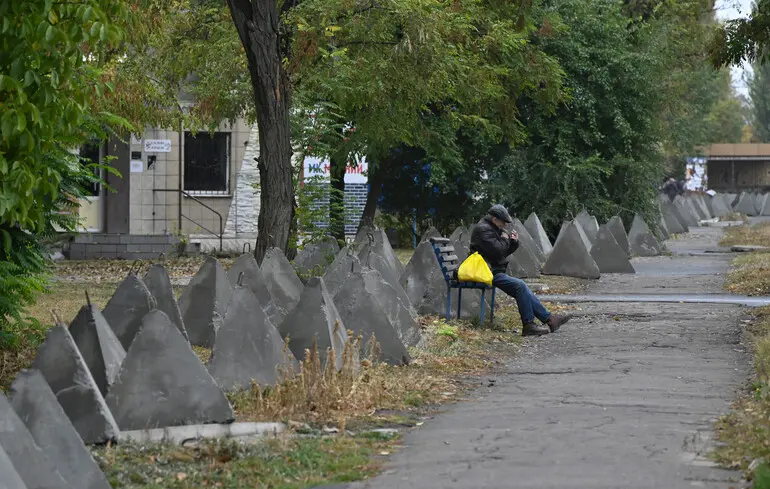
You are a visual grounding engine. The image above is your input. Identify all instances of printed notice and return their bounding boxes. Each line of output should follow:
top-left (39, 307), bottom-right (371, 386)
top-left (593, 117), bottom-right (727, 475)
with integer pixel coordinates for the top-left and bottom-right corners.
top-left (143, 139), bottom-right (172, 153)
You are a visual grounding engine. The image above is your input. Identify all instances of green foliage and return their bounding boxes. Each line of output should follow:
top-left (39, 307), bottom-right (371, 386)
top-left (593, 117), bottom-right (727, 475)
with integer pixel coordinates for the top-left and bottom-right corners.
top-left (749, 61), bottom-right (770, 142)
top-left (710, 0), bottom-right (770, 68)
top-left (0, 0), bottom-right (130, 345)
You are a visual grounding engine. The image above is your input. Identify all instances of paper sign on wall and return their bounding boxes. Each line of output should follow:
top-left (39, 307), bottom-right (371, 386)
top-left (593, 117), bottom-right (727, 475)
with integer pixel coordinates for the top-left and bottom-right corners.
top-left (130, 160), bottom-right (144, 173)
top-left (144, 139), bottom-right (172, 153)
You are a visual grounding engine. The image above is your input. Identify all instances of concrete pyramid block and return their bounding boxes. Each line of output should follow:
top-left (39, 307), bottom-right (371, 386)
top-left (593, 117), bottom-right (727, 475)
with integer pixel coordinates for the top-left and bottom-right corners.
top-left (760, 194), bottom-right (770, 216)
top-left (573, 219), bottom-right (593, 251)
top-left (661, 201), bottom-right (688, 233)
top-left (590, 225), bottom-right (635, 274)
top-left (178, 257), bottom-right (233, 348)
top-left (359, 265), bottom-right (420, 347)
top-left (32, 324), bottom-right (119, 444)
top-left (524, 213), bottom-right (553, 256)
top-left (735, 192), bottom-right (757, 216)
top-left (277, 277), bottom-right (350, 370)
top-left (208, 286), bottom-right (297, 391)
top-left (420, 227), bottom-right (442, 243)
top-left (449, 226), bottom-right (465, 242)
top-left (628, 214), bottom-right (663, 257)
top-left (227, 254), bottom-right (280, 326)
top-left (511, 218), bottom-right (544, 265)
top-left (68, 301), bottom-right (126, 396)
top-left (102, 272), bottom-right (154, 350)
top-left (509, 242), bottom-right (540, 278)
top-left (144, 264), bottom-right (188, 342)
top-left (674, 197), bottom-right (699, 227)
top-left (260, 247), bottom-right (304, 327)
top-left (575, 210), bottom-right (599, 244)
top-left (543, 221), bottom-right (600, 279)
top-left (358, 242), bottom-right (404, 295)
top-left (606, 216), bottom-right (630, 256)
top-left (695, 195), bottom-right (712, 219)
top-left (400, 241), bottom-right (489, 320)
top-left (710, 194), bottom-right (731, 218)
top-left (355, 225), bottom-right (404, 277)
top-left (105, 310), bottom-right (234, 430)
top-left (322, 247), bottom-right (363, 298)
top-left (334, 269), bottom-right (412, 365)
top-left (9, 370), bottom-right (111, 489)
top-left (0, 392), bottom-right (71, 489)
top-left (0, 443), bottom-right (26, 489)
top-left (293, 236), bottom-right (340, 277)
top-left (687, 196), bottom-right (708, 220)
top-left (657, 216), bottom-right (670, 240)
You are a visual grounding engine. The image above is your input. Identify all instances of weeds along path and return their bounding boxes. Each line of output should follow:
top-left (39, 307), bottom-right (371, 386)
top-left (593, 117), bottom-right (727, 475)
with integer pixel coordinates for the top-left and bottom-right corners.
top-left (346, 226), bottom-right (750, 489)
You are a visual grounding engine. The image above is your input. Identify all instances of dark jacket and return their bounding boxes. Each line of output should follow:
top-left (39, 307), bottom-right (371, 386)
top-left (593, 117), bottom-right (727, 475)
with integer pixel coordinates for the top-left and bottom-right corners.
top-left (469, 216), bottom-right (519, 273)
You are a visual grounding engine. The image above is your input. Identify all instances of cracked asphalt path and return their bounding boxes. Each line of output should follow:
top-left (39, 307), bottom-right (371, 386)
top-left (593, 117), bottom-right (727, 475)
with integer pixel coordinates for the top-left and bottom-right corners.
top-left (344, 226), bottom-right (751, 489)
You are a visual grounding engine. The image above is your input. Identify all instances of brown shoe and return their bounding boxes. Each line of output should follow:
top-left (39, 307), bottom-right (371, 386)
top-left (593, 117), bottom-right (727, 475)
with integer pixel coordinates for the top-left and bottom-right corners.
top-left (547, 314), bottom-right (572, 333)
top-left (522, 322), bottom-right (550, 336)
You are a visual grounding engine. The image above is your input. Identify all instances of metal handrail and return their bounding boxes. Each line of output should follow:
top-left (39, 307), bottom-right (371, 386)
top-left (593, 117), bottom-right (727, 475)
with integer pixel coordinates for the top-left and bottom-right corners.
top-left (153, 188), bottom-right (223, 251)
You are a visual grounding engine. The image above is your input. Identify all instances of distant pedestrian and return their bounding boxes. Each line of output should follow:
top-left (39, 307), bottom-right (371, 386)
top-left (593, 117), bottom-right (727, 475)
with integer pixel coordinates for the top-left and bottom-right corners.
top-left (663, 177), bottom-right (678, 202)
top-left (470, 205), bottom-right (572, 336)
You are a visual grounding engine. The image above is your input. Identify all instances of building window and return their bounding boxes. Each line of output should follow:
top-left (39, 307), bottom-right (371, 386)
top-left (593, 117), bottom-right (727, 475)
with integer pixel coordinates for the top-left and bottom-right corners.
top-left (78, 141), bottom-right (102, 197)
top-left (184, 132), bottom-right (230, 195)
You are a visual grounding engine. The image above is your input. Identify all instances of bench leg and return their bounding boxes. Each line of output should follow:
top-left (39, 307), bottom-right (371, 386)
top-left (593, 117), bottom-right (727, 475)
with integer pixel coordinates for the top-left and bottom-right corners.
top-left (490, 287), bottom-right (496, 325)
top-left (445, 284), bottom-right (451, 322)
top-left (457, 288), bottom-right (462, 319)
top-left (480, 288), bottom-right (486, 325)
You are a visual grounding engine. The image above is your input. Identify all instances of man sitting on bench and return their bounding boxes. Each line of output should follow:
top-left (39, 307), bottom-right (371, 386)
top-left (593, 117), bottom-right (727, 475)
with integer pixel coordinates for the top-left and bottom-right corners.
top-left (470, 204), bottom-right (572, 336)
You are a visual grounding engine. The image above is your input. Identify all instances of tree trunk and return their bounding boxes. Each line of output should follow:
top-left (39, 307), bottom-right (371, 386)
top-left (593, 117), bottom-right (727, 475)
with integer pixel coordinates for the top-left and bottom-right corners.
top-left (358, 161), bottom-right (385, 233)
top-left (329, 153), bottom-right (346, 245)
top-left (226, 0), bottom-right (294, 264)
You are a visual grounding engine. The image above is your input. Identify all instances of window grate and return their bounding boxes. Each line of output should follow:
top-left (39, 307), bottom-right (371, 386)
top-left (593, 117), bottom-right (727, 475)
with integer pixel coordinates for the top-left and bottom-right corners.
top-left (184, 132), bottom-right (230, 194)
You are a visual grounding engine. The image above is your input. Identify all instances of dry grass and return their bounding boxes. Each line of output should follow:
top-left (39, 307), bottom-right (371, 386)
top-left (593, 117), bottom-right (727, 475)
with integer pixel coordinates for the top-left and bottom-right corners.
top-left (229, 316), bottom-right (522, 425)
top-left (714, 307), bottom-right (770, 483)
top-left (53, 256), bottom-right (234, 283)
top-left (720, 221), bottom-right (770, 247)
top-left (719, 212), bottom-right (749, 223)
top-left (724, 252), bottom-right (770, 296)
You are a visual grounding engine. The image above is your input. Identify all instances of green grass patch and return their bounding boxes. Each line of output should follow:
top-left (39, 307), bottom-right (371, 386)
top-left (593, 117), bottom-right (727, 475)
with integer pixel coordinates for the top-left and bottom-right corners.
top-left (96, 435), bottom-right (397, 489)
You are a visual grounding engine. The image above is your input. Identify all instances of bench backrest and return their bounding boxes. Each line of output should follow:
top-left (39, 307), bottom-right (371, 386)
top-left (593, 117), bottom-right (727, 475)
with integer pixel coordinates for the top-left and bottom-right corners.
top-left (429, 237), bottom-right (459, 283)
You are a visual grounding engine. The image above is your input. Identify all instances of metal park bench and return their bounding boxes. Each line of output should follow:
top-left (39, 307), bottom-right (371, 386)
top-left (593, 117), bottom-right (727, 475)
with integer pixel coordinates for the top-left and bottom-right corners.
top-left (429, 237), bottom-right (496, 324)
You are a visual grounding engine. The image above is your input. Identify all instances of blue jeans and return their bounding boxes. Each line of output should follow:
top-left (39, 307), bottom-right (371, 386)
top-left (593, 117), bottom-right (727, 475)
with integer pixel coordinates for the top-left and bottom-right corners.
top-left (492, 273), bottom-right (551, 324)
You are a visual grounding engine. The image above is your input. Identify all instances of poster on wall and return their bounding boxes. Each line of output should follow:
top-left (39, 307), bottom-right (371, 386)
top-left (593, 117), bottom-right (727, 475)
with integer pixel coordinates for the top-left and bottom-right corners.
top-left (302, 155), bottom-right (368, 184)
top-left (685, 157), bottom-right (707, 191)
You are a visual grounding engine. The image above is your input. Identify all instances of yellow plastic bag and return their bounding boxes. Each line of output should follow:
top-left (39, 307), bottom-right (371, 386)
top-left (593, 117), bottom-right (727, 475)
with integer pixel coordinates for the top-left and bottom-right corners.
top-left (457, 252), bottom-right (493, 285)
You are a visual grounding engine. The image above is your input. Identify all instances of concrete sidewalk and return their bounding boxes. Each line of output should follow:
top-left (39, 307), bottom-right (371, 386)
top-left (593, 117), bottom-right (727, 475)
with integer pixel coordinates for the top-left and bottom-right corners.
top-left (342, 226), bottom-right (750, 489)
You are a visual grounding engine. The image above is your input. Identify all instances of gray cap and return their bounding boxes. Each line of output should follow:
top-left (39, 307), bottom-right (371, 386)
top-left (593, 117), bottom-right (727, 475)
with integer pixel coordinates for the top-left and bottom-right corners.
top-left (488, 204), bottom-right (512, 223)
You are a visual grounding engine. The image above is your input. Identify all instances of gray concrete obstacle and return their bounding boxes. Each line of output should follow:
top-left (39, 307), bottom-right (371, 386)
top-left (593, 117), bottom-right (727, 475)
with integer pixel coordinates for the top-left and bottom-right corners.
top-left (0, 392), bottom-right (71, 489)
top-left (606, 216), bottom-right (630, 256)
top-left (143, 264), bottom-right (188, 342)
top-left (322, 247), bottom-right (363, 298)
top-left (334, 269), bottom-right (412, 365)
top-left (509, 242), bottom-right (540, 278)
top-left (575, 210), bottom-right (600, 245)
top-left (628, 214), bottom-right (663, 257)
top-left (358, 242), bottom-right (404, 295)
top-left (355, 225), bottom-right (404, 277)
top-left (208, 283), bottom-right (296, 391)
top-left (656, 215), bottom-right (670, 240)
top-left (574, 220), bottom-right (594, 252)
top-left (543, 221), bottom-right (600, 279)
top-left (512, 218), bottom-right (544, 265)
top-left (102, 273), bottom-right (154, 350)
top-left (32, 324), bottom-right (119, 444)
top-left (9, 370), bottom-right (111, 489)
top-left (105, 310), bottom-right (234, 430)
top-left (400, 241), bottom-right (489, 320)
top-left (227, 254), bottom-right (280, 326)
top-left (360, 265), bottom-right (421, 347)
top-left (68, 298), bottom-right (126, 396)
top-left (756, 194), bottom-right (770, 216)
top-left (709, 194), bottom-right (731, 218)
top-left (661, 201), bottom-right (688, 234)
top-left (695, 194), bottom-right (713, 218)
top-left (590, 225), bottom-right (635, 274)
top-left (178, 256), bottom-right (233, 348)
top-left (524, 213), bottom-right (553, 256)
top-left (278, 277), bottom-right (350, 370)
top-left (0, 443), bottom-right (26, 489)
top-left (260, 247), bottom-right (304, 328)
top-left (687, 196), bottom-right (708, 220)
top-left (674, 196), bottom-right (699, 227)
top-left (449, 226), bottom-right (465, 243)
top-left (293, 236), bottom-right (340, 278)
top-left (735, 192), bottom-right (757, 216)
